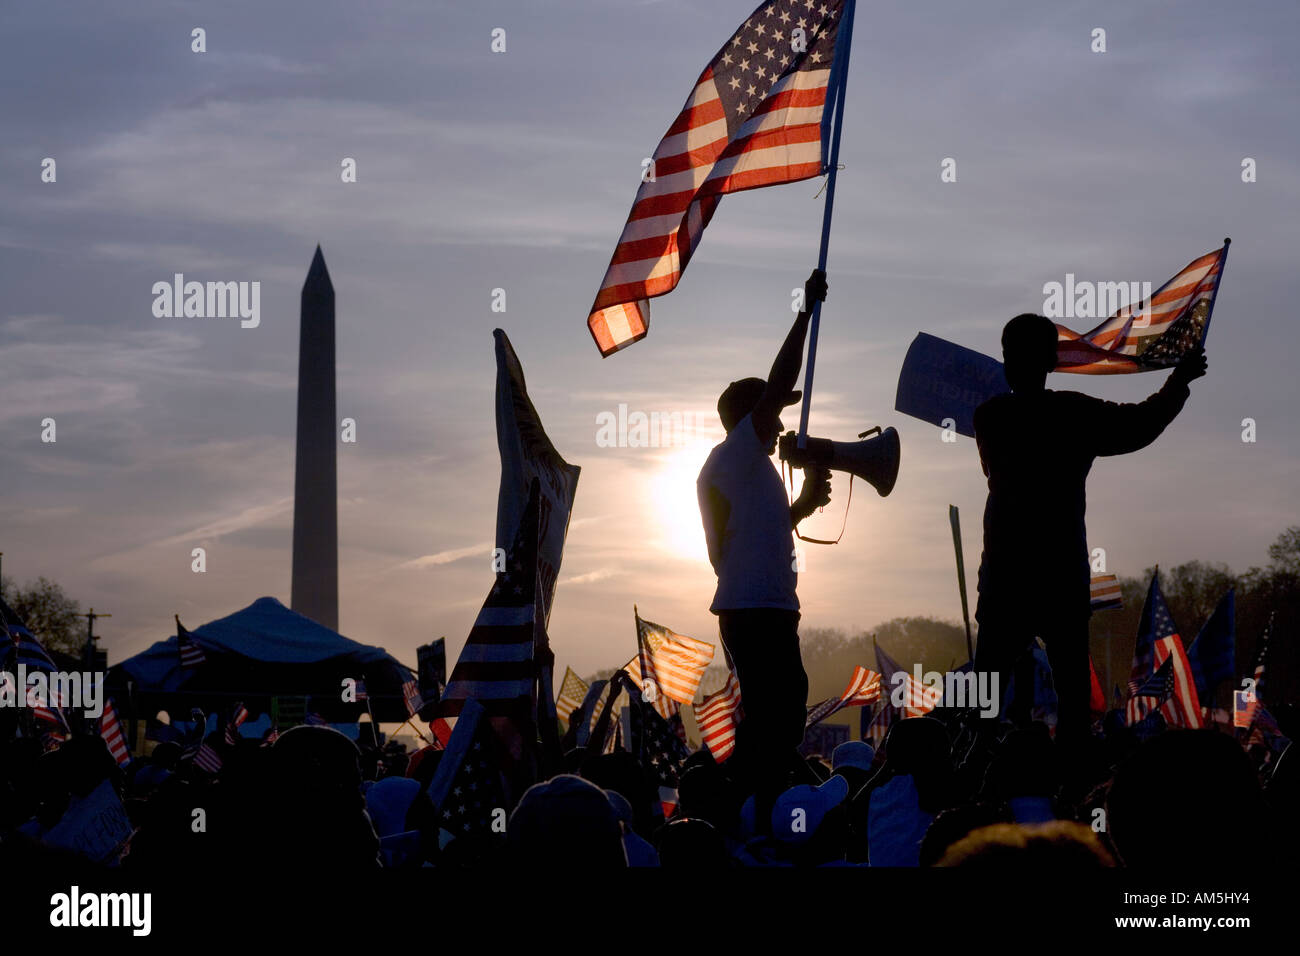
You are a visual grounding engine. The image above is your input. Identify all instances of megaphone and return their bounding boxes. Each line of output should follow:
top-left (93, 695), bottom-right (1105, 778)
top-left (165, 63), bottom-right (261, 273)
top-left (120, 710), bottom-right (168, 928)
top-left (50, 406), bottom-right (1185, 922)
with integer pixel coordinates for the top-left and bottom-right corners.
top-left (778, 425), bottom-right (901, 497)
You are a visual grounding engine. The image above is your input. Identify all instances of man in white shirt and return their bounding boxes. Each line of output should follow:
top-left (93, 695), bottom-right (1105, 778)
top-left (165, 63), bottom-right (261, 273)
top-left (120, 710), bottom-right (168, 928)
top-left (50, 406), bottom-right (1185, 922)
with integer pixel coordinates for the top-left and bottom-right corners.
top-left (697, 268), bottom-right (832, 830)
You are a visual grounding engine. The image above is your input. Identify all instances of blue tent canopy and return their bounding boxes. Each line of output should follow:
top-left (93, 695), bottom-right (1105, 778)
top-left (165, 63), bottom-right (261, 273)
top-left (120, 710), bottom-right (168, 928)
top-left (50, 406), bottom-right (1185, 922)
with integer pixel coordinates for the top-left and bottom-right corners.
top-left (110, 597), bottom-right (416, 723)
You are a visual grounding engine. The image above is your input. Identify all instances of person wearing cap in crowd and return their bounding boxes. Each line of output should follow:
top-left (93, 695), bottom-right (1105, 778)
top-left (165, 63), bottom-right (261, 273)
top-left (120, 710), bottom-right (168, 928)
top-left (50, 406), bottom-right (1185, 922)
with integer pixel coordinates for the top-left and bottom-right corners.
top-left (697, 267), bottom-right (832, 834)
top-left (508, 773), bottom-right (627, 868)
top-left (736, 775), bottom-right (854, 866)
top-left (831, 740), bottom-right (876, 797)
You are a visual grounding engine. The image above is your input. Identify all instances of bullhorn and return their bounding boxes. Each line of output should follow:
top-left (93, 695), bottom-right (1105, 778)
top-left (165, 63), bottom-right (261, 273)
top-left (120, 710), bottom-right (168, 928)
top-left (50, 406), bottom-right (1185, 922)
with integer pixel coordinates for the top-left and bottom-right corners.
top-left (778, 425), bottom-right (901, 497)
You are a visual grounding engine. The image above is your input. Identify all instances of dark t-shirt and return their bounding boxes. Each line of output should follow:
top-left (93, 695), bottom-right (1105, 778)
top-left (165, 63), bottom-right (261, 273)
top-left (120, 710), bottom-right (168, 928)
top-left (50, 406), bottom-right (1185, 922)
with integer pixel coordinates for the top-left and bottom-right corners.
top-left (973, 378), bottom-right (1190, 621)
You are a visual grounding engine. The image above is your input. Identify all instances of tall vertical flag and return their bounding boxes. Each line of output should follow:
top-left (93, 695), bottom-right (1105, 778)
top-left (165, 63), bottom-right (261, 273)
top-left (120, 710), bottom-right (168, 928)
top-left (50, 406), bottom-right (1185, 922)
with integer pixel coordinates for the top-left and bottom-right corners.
top-left (586, 0), bottom-right (853, 356)
top-left (494, 330), bottom-right (580, 754)
top-left (176, 615), bottom-right (207, 668)
top-left (695, 671), bottom-right (743, 762)
top-left (805, 665), bottom-right (881, 728)
top-left (441, 481), bottom-right (542, 721)
top-left (1186, 588), bottom-right (1235, 704)
top-left (1055, 241), bottom-right (1230, 374)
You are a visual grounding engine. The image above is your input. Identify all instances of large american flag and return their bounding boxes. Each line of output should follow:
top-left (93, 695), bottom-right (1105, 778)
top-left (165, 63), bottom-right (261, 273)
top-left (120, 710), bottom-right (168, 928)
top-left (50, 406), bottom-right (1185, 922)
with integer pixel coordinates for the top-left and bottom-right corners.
top-left (695, 670), bottom-right (743, 762)
top-left (1056, 243), bottom-right (1229, 374)
top-left (622, 611), bottom-right (715, 720)
top-left (586, 0), bottom-right (850, 356)
top-left (440, 483), bottom-right (542, 720)
top-left (805, 665), bottom-right (881, 728)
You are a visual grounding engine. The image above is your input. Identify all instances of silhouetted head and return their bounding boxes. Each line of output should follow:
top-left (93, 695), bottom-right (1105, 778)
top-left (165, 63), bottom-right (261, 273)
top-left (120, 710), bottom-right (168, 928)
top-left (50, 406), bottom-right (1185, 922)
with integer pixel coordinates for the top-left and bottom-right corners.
top-left (509, 774), bottom-right (627, 868)
top-left (936, 820), bottom-right (1115, 868)
top-left (657, 817), bottom-right (729, 868)
top-left (1001, 313), bottom-right (1058, 393)
top-left (1107, 730), bottom-right (1271, 869)
top-left (717, 377), bottom-right (800, 450)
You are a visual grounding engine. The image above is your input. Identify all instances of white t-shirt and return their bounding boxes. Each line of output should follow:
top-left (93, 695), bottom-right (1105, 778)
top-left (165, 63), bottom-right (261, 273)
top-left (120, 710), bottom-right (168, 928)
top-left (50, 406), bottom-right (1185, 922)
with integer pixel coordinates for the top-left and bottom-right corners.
top-left (696, 413), bottom-right (798, 612)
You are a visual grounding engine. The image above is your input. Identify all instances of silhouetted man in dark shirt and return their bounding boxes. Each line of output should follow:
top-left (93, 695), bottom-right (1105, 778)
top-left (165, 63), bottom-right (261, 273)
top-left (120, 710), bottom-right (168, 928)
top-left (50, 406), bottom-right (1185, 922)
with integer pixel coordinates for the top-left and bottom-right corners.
top-left (973, 313), bottom-right (1207, 744)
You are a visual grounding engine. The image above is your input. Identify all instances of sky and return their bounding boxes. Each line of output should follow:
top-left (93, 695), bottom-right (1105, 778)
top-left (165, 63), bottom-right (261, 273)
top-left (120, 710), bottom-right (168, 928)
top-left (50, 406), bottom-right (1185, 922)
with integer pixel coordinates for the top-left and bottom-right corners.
top-left (1, 0), bottom-right (1297, 681)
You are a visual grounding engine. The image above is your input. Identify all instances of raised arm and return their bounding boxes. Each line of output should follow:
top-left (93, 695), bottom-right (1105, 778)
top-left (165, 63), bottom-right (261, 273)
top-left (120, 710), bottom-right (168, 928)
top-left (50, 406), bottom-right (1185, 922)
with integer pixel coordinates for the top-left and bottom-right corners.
top-left (1090, 347), bottom-right (1207, 457)
top-left (752, 269), bottom-right (827, 448)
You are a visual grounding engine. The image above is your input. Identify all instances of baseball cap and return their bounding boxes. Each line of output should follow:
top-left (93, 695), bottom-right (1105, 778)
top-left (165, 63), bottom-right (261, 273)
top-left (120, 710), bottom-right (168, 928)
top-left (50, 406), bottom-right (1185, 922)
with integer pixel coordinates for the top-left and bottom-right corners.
top-left (717, 377), bottom-right (801, 432)
top-left (770, 775), bottom-right (849, 845)
top-left (832, 740), bottom-right (876, 774)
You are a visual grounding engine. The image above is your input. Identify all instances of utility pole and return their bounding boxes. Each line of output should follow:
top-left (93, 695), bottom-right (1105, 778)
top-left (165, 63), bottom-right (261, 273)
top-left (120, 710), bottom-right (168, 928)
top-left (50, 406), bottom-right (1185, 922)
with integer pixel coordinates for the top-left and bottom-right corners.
top-left (79, 608), bottom-right (111, 671)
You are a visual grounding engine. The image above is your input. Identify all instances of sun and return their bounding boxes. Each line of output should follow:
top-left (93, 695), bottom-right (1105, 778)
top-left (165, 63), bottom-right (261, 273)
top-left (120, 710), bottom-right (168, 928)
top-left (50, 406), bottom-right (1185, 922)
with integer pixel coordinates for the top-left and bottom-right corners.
top-left (648, 437), bottom-right (718, 565)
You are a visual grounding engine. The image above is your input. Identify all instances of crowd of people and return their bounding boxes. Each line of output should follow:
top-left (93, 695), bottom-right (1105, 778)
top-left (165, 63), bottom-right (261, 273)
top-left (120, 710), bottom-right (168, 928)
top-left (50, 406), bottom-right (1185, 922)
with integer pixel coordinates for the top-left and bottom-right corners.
top-left (1, 699), bottom-right (1293, 873)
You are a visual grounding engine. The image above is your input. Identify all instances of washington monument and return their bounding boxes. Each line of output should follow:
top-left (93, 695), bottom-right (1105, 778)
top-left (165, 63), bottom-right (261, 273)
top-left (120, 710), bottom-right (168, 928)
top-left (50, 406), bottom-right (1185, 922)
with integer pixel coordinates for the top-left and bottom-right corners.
top-left (290, 245), bottom-right (338, 630)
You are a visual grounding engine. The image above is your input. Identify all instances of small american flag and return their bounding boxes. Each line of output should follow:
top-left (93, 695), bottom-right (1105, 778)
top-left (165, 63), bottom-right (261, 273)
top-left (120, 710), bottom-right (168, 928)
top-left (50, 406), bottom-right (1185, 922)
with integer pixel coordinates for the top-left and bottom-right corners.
top-left (695, 670), bottom-right (743, 762)
top-left (555, 666), bottom-right (590, 726)
top-left (1056, 243), bottom-right (1229, 374)
top-left (1233, 690), bottom-right (1259, 729)
top-left (99, 699), bottom-right (132, 766)
top-left (623, 610), bottom-right (715, 719)
top-left (1126, 656), bottom-right (1175, 725)
top-left (402, 678), bottom-right (424, 717)
top-left (194, 742), bottom-right (223, 774)
top-left (261, 725), bottom-right (280, 747)
top-left (874, 642), bottom-right (939, 718)
top-left (176, 615), bottom-right (207, 668)
top-left (354, 679), bottom-right (368, 701)
top-left (586, 0), bottom-right (850, 355)
top-left (1128, 571), bottom-right (1172, 696)
top-left (224, 702), bottom-right (249, 746)
top-left (305, 712), bottom-right (328, 726)
top-left (805, 665), bottom-right (881, 728)
top-left (1090, 573), bottom-right (1123, 611)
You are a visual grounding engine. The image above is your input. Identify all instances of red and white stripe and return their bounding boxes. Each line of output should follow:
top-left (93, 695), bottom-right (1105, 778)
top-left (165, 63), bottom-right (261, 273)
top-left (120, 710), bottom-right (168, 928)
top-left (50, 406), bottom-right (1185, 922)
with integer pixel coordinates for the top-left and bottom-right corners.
top-left (806, 666), bottom-right (882, 727)
top-left (1154, 635), bottom-right (1203, 729)
top-left (694, 671), bottom-right (742, 762)
top-left (1056, 245), bottom-right (1226, 374)
top-left (99, 700), bottom-right (131, 766)
top-left (1090, 573), bottom-right (1123, 611)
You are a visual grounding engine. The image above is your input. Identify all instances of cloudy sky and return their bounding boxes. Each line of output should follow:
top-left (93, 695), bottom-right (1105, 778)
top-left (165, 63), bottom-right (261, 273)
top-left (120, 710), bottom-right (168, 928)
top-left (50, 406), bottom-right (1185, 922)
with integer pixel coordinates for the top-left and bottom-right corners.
top-left (2, 0), bottom-right (1297, 680)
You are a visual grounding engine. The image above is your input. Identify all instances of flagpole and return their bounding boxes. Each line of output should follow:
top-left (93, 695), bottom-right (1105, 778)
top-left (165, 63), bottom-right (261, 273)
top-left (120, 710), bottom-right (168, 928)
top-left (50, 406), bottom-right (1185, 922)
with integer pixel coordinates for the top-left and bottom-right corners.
top-left (797, 0), bottom-right (857, 449)
top-left (948, 505), bottom-right (975, 663)
top-left (1198, 238), bottom-right (1231, 348)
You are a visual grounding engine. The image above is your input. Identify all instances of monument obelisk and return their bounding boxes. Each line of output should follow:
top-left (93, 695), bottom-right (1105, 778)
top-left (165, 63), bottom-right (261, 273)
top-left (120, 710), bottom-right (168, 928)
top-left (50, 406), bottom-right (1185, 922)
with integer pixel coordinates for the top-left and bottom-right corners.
top-left (290, 245), bottom-right (338, 630)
